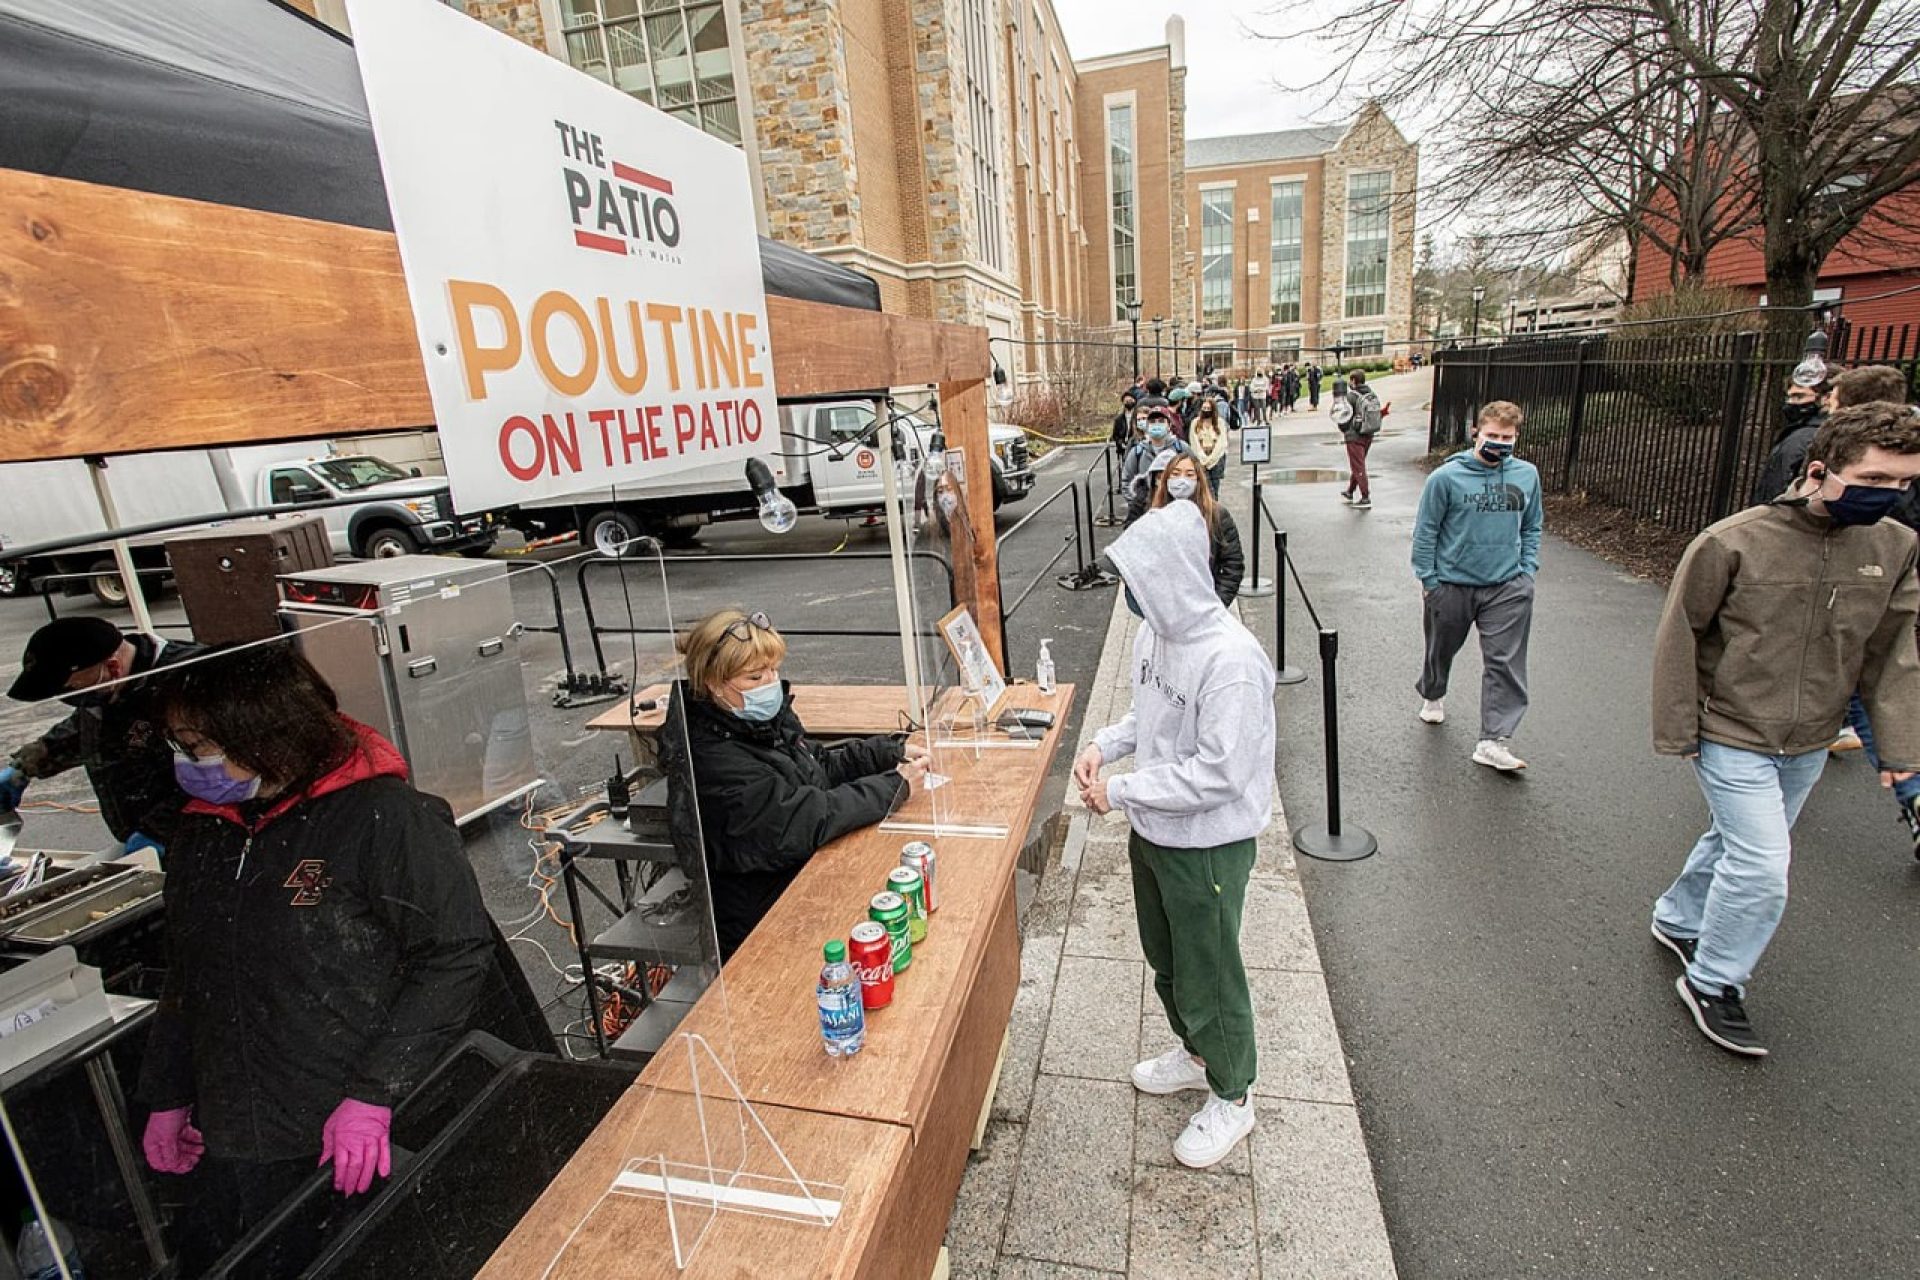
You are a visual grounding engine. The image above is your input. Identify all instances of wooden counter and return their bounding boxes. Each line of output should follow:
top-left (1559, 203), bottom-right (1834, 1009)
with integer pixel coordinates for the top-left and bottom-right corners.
top-left (485, 683), bottom-right (1074, 1278)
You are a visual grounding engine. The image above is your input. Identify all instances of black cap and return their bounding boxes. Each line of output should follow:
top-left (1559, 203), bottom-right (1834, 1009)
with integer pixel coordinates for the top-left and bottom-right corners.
top-left (8, 617), bottom-right (126, 702)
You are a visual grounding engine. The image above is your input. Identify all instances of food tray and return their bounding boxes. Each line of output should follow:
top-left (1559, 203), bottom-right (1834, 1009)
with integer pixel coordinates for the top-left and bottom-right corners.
top-left (0, 867), bottom-right (165, 947)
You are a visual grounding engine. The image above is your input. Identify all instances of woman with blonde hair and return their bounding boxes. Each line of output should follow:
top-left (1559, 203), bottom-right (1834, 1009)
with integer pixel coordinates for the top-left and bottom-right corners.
top-left (1151, 454), bottom-right (1245, 607)
top-left (661, 608), bottom-right (929, 958)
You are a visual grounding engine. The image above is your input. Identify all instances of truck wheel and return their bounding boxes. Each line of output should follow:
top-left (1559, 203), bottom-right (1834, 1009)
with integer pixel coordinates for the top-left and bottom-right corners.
top-left (585, 510), bottom-right (646, 558)
top-left (0, 562), bottom-right (27, 598)
top-left (88, 558), bottom-right (148, 607)
top-left (359, 526), bottom-right (418, 559)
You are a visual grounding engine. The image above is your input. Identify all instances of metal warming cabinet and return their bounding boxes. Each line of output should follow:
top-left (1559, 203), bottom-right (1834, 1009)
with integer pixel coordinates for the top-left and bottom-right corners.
top-left (279, 557), bottom-right (539, 824)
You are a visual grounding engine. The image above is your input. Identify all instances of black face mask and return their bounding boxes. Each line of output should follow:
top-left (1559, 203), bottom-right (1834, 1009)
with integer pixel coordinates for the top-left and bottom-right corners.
top-left (1783, 400), bottom-right (1822, 430)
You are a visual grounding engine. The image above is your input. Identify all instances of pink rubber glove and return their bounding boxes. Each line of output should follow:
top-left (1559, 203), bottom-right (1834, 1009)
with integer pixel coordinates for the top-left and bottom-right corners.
top-left (142, 1107), bottom-right (204, 1175)
top-left (318, 1098), bottom-right (392, 1195)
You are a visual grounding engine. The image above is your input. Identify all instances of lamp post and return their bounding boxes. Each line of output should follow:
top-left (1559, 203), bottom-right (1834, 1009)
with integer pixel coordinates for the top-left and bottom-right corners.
top-left (1126, 295), bottom-right (1142, 380)
top-left (1528, 293), bottom-right (1539, 335)
top-left (1470, 284), bottom-right (1485, 345)
top-left (1152, 315), bottom-right (1164, 380)
top-left (1172, 321), bottom-right (1183, 381)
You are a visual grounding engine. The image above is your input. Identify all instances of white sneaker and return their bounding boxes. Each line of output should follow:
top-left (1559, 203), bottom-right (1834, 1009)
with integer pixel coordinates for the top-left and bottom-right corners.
top-left (1830, 726), bottom-right (1863, 753)
top-left (1472, 739), bottom-right (1527, 771)
top-left (1131, 1046), bottom-right (1209, 1095)
top-left (1419, 699), bottom-right (1445, 724)
top-left (1173, 1093), bottom-right (1256, 1169)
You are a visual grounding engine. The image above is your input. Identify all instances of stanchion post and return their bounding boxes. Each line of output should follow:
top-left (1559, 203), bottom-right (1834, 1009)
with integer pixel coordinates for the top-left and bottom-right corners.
top-left (1096, 446), bottom-right (1121, 526)
top-left (1291, 628), bottom-right (1378, 861)
top-left (1273, 529), bottom-right (1306, 686)
top-left (1243, 466), bottom-right (1275, 597)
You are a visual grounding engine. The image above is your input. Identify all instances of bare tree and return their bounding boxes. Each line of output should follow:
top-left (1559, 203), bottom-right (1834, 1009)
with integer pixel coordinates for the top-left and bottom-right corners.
top-left (1271, 0), bottom-right (1920, 331)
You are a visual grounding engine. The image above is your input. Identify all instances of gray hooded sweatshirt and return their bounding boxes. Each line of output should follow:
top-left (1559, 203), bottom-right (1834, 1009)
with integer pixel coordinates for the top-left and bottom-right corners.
top-left (1093, 502), bottom-right (1276, 847)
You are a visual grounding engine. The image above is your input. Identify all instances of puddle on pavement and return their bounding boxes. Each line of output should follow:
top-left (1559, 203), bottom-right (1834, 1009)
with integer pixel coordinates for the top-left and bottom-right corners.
top-left (1259, 468), bottom-right (1344, 484)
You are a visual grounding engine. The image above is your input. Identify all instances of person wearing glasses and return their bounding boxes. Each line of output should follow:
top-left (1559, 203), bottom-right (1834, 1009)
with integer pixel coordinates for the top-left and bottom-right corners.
top-left (136, 645), bottom-right (549, 1272)
top-left (663, 608), bottom-right (930, 959)
top-left (1, 616), bottom-right (203, 858)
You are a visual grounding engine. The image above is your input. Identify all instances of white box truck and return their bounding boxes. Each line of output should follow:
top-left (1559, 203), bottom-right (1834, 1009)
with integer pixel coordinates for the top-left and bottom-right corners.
top-left (508, 400), bottom-right (1036, 555)
top-left (0, 444), bottom-right (501, 603)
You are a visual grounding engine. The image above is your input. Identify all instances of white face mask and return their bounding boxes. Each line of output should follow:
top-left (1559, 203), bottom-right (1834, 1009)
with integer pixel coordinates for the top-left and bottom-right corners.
top-left (1166, 476), bottom-right (1198, 501)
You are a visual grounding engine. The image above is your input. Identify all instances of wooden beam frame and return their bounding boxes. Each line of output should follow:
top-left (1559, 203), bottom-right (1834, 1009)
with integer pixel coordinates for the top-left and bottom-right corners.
top-left (0, 168), bottom-right (1005, 655)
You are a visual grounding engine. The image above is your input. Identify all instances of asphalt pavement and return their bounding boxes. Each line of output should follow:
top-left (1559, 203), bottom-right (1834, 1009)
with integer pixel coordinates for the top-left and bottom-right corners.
top-left (1237, 371), bottom-right (1920, 1278)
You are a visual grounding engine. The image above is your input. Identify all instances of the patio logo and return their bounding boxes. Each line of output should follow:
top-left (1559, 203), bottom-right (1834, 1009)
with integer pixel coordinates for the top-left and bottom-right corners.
top-left (556, 120), bottom-right (684, 264)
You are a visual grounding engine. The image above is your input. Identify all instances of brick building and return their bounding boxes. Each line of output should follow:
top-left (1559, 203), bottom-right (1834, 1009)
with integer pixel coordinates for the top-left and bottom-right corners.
top-left (1184, 103), bottom-right (1419, 373)
top-left (294, 3), bottom-right (1419, 385)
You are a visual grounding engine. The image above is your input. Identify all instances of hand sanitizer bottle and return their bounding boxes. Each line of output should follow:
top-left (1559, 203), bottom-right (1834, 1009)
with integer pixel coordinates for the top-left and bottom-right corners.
top-left (1036, 639), bottom-right (1056, 696)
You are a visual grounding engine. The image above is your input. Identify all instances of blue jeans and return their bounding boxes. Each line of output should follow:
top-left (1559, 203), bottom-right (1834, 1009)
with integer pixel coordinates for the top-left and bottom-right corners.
top-left (1845, 693), bottom-right (1920, 807)
top-left (1653, 741), bottom-right (1827, 995)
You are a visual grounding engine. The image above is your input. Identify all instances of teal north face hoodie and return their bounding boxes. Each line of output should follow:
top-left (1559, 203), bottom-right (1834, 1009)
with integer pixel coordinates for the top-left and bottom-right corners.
top-left (1410, 449), bottom-right (1544, 589)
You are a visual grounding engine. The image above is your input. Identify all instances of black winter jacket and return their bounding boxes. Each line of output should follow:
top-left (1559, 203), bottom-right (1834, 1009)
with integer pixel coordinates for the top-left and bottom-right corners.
top-left (665, 685), bottom-right (905, 959)
top-left (1210, 508), bottom-right (1246, 606)
top-left (9, 634), bottom-right (204, 842)
top-left (137, 721), bottom-right (547, 1162)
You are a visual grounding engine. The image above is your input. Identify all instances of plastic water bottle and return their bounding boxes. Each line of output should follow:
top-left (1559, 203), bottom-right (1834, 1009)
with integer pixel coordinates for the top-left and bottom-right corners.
top-left (817, 940), bottom-right (865, 1057)
top-left (1036, 639), bottom-right (1056, 696)
top-left (17, 1212), bottom-right (85, 1280)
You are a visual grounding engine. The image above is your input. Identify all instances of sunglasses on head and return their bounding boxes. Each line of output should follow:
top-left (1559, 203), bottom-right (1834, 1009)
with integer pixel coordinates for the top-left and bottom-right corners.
top-left (723, 611), bottom-right (775, 643)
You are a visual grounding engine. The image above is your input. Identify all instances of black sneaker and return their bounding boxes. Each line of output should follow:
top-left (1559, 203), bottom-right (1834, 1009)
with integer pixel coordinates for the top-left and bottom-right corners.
top-left (1902, 796), bottom-right (1920, 862)
top-left (1650, 921), bottom-right (1697, 967)
top-left (1674, 976), bottom-right (1768, 1058)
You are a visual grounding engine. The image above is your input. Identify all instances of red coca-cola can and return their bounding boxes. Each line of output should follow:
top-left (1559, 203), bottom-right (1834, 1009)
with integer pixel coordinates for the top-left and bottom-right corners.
top-left (848, 921), bottom-right (895, 1010)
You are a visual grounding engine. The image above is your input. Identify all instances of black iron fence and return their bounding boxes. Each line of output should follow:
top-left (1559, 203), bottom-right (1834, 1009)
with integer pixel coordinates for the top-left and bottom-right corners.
top-left (1430, 319), bottom-right (1920, 535)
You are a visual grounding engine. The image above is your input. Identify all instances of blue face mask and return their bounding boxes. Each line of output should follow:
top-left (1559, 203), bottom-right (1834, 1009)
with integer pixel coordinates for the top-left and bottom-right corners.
top-left (1146, 423), bottom-right (1170, 442)
top-left (1822, 479), bottom-right (1906, 527)
top-left (1477, 438), bottom-right (1515, 462)
top-left (173, 752), bottom-right (262, 806)
top-left (733, 679), bottom-right (785, 722)
top-left (1124, 584), bottom-right (1144, 618)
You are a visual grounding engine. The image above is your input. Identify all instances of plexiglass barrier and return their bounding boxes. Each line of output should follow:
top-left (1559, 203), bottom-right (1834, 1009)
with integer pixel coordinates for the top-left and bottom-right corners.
top-left (0, 523), bottom-right (877, 1275)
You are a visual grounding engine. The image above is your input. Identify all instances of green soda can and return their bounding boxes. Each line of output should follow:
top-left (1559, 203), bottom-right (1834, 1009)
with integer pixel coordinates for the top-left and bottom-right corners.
top-left (887, 866), bottom-right (928, 944)
top-left (868, 891), bottom-right (913, 973)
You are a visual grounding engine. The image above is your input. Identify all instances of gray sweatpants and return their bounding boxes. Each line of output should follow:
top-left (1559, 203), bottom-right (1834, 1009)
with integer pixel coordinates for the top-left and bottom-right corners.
top-left (1417, 575), bottom-right (1535, 740)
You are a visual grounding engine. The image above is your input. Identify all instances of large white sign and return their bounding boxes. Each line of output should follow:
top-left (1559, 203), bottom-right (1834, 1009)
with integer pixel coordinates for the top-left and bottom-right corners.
top-left (347, 0), bottom-right (776, 512)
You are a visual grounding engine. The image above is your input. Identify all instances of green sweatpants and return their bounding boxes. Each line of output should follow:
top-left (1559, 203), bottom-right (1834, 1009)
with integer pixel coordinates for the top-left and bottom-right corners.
top-left (1128, 830), bottom-right (1257, 1101)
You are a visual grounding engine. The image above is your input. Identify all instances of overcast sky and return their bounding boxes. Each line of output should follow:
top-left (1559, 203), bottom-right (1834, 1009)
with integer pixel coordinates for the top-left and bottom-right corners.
top-left (1047, 0), bottom-right (1354, 139)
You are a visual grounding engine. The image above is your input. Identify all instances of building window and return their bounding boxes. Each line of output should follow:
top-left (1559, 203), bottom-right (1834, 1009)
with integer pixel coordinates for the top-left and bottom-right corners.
top-left (1200, 344), bottom-right (1235, 373)
top-left (559, 0), bottom-right (740, 144)
top-left (1268, 337), bottom-right (1302, 363)
top-left (1107, 102), bottom-right (1136, 322)
top-left (1269, 181), bottom-right (1304, 325)
top-left (962, 0), bottom-right (1005, 271)
top-left (1343, 330), bottom-right (1385, 358)
top-left (1200, 189), bottom-right (1235, 331)
top-left (1344, 171), bottom-right (1391, 319)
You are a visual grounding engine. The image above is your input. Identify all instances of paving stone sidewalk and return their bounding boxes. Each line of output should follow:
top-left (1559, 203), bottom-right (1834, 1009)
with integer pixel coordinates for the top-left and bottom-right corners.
top-left (943, 455), bottom-right (1398, 1279)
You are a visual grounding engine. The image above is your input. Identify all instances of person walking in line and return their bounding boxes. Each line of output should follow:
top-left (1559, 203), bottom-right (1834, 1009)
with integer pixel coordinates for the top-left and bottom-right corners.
top-left (1121, 409), bottom-right (1191, 526)
top-left (1111, 390), bottom-right (1139, 463)
top-left (1249, 370), bottom-right (1269, 424)
top-left (1149, 454), bottom-right (1245, 606)
top-left (1074, 500), bottom-right (1275, 1169)
top-left (1284, 364), bottom-right (1302, 413)
top-left (1337, 369), bottom-right (1384, 509)
top-left (1306, 363), bottom-right (1323, 409)
top-left (1650, 404), bottom-right (1920, 1057)
top-left (1189, 396), bottom-right (1233, 510)
top-left (1270, 369), bottom-right (1285, 416)
top-left (1410, 400), bottom-right (1542, 771)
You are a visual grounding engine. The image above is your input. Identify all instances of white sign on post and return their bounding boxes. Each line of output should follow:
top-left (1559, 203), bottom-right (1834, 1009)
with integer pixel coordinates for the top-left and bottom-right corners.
top-left (347, 0), bottom-right (777, 513)
top-left (1240, 425), bottom-right (1272, 465)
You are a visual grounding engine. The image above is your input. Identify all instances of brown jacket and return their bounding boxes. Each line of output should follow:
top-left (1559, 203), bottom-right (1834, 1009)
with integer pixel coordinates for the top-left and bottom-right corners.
top-left (1652, 503), bottom-right (1920, 765)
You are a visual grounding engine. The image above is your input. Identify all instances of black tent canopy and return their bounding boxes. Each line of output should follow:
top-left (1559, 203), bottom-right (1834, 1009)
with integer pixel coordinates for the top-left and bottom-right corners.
top-left (0, 0), bottom-right (883, 311)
